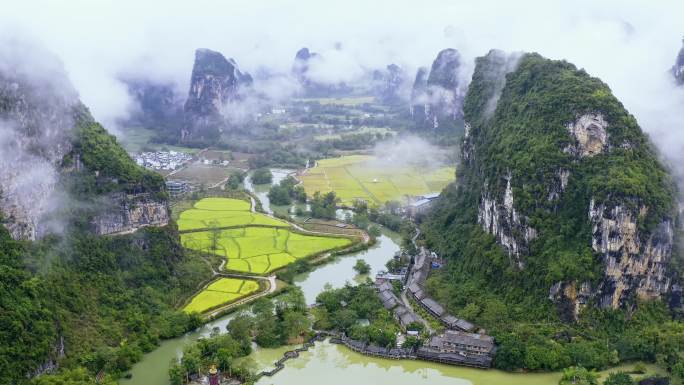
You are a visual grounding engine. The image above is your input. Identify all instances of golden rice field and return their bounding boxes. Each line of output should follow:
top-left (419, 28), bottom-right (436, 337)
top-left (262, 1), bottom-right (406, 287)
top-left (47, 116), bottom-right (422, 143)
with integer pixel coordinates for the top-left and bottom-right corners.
top-left (179, 198), bottom-right (354, 274)
top-left (183, 277), bottom-right (260, 314)
top-left (181, 227), bottom-right (352, 274)
top-left (177, 197), bottom-right (289, 231)
top-left (299, 155), bottom-right (455, 206)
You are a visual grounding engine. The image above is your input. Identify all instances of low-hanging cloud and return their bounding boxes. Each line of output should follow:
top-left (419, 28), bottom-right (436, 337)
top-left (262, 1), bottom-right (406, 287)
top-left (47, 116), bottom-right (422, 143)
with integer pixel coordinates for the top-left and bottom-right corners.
top-left (1, 0), bottom-right (684, 195)
top-left (370, 135), bottom-right (453, 171)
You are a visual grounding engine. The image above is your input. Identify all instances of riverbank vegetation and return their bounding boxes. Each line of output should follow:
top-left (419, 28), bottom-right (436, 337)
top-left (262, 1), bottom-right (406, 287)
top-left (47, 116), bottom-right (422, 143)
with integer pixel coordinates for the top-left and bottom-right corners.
top-left (169, 288), bottom-right (311, 384)
top-left (313, 283), bottom-right (401, 348)
top-left (0, 223), bottom-right (211, 385)
top-left (268, 176), bottom-right (307, 206)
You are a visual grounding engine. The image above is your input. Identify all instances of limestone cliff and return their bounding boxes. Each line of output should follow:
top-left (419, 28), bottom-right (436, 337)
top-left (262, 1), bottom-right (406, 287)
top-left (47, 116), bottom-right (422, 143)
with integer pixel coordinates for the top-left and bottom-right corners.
top-left (427, 50), bottom-right (679, 321)
top-left (0, 41), bottom-right (169, 239)
top-left (182, 48), bottom-right (253, 141)
top-left (410, 48), bottom-right (464, 129)
top-left (0, 41), bottom-right (84, 239)
top-left (373, 63), bottom-right (407, 104)
top-left (92, 192), bottom-right (169, 235)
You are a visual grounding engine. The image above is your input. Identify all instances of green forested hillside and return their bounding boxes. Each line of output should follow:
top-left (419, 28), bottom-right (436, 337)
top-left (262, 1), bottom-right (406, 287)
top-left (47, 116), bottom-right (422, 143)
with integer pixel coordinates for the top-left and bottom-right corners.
top-left (68, 120), bottom-right (166, 196)
top-left (0, 55), bottom-right (204, 383)
top-left (423, 52), bottom-right (684, 374)
top-left (0, 222), bottom-right (210, 384)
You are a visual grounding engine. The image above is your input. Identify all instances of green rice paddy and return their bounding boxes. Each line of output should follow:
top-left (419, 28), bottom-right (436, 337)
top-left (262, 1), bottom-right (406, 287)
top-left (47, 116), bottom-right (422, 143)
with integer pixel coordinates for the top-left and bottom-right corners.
top-left (177, 197), bottom-right (289, 231)
top-left (183, 277), bottom-right (260, 314)
top-left (181, 226), bottom-right (351, 274)
top-left (299, 155), bottom-right (455, 206)
top-left (179, 198), bottom-right (354, 274)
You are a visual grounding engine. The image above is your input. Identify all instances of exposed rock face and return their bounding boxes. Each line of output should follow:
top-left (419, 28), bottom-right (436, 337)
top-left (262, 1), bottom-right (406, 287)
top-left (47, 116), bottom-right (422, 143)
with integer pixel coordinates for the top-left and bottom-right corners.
top-left (478, 174), bottom-right (536, 269)
top-left (0, 41), bottom-right (170, 240)
top-left (92, 192), bottom-right (169, 235)
top-left (431, 51), bottom-right (679, 322)
top-left (30, 336), bottom-right (65, 377)
top-left (589, 199), bottom-right (674, 309)
top-left (182, 48), bottom-right (253, 141)
top-left (373, 64), bottom-right (406, 104)
top-left (410, 49), bottom-right (464, 129)
top-left (410, 67), bottom-right (429, 122)
top-left (565, 113), bottom-right (608, 157)
top-left (672, 37), bottom-right (684, 85)
top-left (0, 42), bottom-right (85, 239)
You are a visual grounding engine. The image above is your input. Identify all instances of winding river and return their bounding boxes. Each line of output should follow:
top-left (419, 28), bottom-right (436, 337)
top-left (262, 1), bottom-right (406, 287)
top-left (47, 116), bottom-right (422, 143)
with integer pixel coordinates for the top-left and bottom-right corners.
top-left (119, 169), bottom-right (653, 385)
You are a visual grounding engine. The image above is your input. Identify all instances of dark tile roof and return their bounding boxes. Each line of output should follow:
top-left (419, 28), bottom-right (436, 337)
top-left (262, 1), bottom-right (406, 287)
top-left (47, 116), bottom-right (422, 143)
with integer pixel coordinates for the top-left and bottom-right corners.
top-left (376, 281), bottom-right (393, 292)
top-left (455, 319), bottom-right (475, 332)
top-left (442, 330), bottom-right (494, 351)
top-left (420, 297), bottom-right (445, 317)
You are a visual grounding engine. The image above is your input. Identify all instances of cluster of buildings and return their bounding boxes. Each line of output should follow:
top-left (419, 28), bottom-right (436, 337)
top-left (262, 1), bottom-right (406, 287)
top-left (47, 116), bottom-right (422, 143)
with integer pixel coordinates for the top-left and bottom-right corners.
top-left (376, 281), bottom-right (419, 329)
top-left (407, 247), bottom-right (496, 367)
top-left (134, 150), bottom-right (192, 171)
top-left (407, 249), bottom-right (475, 331)
top-left (370, 247), bottom-right (496, 368)
top-left (406, 192), bottom-right (441, 218)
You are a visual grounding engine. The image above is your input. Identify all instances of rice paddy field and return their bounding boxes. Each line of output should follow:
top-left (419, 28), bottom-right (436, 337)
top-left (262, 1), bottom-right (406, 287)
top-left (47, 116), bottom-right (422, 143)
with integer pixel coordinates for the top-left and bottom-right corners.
top-left (299, 155), bottom-right (455, 206)
top-left (181, 227), bottom-right (352, 274)
top-left (179, 197), bottom-right (354, 274)
top-left (177, 197), bottom-right (289, 231)
top-left (183, 277), bottom-right (260, 314)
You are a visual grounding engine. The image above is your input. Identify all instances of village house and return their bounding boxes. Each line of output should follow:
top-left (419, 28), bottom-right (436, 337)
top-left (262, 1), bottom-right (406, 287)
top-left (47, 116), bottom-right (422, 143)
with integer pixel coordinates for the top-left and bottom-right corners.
top-left (428, 330), bottom-right (495, 357)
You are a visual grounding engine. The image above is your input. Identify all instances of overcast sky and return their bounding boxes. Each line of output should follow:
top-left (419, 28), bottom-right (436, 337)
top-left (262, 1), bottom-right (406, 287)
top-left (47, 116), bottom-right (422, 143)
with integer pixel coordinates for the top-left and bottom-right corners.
top-left (2, 0), bottom-right (683, 162)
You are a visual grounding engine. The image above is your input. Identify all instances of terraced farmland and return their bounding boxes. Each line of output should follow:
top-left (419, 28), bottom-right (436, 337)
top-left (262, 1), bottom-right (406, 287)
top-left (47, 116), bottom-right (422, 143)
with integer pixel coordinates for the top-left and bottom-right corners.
top-left (299, 155), bottom-right (455, 206)
top-left (177, 197), bottom-right (289, 231)
top-left (183, 277), bottom-right (260, 314)
top-left (181, 227), bottom-right (352, 274)
top-left (179, 197), bottom-right (355, 274)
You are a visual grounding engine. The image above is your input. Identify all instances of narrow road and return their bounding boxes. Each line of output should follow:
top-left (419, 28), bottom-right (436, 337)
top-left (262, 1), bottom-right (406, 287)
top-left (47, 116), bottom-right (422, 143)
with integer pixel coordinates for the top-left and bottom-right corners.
top-left (400, 282), bottom-right (434, 334)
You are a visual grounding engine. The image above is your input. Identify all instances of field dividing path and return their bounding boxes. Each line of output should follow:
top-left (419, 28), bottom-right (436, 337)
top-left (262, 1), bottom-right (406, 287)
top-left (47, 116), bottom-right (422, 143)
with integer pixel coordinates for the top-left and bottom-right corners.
top-left (203, 273), bottom-right (277, 319)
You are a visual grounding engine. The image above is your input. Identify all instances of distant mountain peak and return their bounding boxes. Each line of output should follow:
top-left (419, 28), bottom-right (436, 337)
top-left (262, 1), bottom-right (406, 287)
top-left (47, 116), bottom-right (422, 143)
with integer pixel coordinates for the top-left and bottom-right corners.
top-left (181, 48), bottom-right (253, 141)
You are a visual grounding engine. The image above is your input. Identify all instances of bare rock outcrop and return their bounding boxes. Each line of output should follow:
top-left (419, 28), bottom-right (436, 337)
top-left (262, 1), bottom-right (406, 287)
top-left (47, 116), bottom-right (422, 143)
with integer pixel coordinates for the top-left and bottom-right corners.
top-left (410, 49), bottom-right (464, 129)
top-left (478, 174), bottom-right (537, 269)
top-left (565, 113), bottom-right (608, 158)
top-left (589, 199), bottom-right (674, 309)
top-left (182, 48), bottom-right (253, 141)
top-left (92, 193), bottom-right (169, 235)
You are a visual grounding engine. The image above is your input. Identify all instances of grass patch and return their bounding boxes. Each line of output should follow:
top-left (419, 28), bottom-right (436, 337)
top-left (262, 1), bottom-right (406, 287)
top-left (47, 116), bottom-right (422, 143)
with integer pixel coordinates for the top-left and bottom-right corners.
top-left (183, 277), bottom-right (260, 314)
top-left (299, 155), bottom-right (455, 206)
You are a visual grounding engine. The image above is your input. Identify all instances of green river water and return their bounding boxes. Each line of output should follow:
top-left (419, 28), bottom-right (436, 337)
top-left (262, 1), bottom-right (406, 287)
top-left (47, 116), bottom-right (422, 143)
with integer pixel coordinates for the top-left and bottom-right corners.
top-left (119, 169), bottom-right (659, 385)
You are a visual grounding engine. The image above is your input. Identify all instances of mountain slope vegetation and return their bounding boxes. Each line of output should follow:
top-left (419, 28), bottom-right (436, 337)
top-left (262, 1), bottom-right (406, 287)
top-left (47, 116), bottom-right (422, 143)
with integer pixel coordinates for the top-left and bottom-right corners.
top-left (423, 51), bottom-right (683, 373)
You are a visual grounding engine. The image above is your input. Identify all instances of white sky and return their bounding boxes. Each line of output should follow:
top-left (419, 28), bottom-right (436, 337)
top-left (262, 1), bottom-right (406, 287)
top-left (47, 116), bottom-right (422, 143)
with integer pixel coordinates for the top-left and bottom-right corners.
top-left (2, 0), bottom-right (684, 161)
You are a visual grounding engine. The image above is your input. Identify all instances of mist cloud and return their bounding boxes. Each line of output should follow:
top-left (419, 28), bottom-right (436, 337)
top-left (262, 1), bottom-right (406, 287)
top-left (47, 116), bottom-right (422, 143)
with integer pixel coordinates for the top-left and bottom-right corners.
top-left (1, 0), bottom-right (684, 192)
